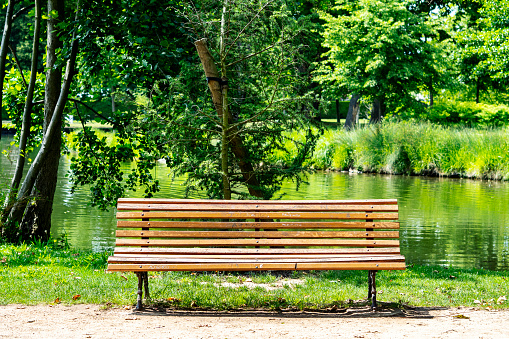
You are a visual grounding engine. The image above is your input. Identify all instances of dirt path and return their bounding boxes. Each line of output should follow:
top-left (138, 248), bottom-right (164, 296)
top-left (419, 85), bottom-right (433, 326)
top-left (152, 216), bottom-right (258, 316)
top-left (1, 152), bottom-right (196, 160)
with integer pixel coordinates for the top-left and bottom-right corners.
top-left (1, 304), bottom-right (508, 338)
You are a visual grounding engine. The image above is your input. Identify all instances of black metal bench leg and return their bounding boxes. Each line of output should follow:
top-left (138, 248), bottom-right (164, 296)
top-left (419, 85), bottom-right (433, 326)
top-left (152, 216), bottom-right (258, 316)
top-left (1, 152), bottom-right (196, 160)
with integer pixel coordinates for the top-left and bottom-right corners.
top-left (368, 271), bottom-right (372, 300)
top-left (136, 272), bottom-right (144, 311)
top-left (143, 272), bottom-right (150, 299)
top-left (369, 270), bottom-right (377, 311)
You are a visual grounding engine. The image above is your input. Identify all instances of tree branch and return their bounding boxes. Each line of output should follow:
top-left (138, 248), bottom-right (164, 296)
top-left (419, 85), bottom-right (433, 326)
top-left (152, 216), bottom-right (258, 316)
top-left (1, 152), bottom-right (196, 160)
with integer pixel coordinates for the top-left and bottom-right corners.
top-left (224, 0), bottom-right (276, 59)
top-left (13, 5), bottom-right (35, 21)
top-left (7, 44), bottom-right (27, 87)
top-left (67, 98), bottom-right (122, 128)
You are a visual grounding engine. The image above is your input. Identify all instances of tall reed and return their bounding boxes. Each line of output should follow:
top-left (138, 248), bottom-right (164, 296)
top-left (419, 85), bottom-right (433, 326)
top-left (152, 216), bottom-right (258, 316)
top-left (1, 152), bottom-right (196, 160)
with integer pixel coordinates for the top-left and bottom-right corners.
top-left (310, 121), bottom-right (509, 180)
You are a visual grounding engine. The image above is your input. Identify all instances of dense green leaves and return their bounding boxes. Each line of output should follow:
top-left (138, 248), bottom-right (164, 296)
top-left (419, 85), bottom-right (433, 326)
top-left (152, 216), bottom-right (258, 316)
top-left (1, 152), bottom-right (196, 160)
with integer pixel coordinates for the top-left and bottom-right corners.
top-left (315, 0), bottom-right (443, 114)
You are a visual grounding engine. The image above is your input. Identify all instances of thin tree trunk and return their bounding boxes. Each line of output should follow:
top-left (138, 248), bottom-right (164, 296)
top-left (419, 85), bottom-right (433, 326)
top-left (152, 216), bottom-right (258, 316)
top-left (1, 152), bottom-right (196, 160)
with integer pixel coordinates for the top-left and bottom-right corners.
top-left (0, 0), bottom-right (15, 140)
top-left (219, 0), bottom-right (231, 200)
top-left (111, 86), bottom-right (116, 113)
top-left (335, 99), bottom-right (340, 123)
top-left (344, 94), bottom-right (360, 130)
top-left (3, 0), bottom-right (42, 214)
top-left (369, 98), bottom-right (383, 124)
top-left (429, 82), bottom-right (434, 107)
top-left (476, 77), bottom-right (480, 104)
top-left (194, 38), bottom-right (265, 199)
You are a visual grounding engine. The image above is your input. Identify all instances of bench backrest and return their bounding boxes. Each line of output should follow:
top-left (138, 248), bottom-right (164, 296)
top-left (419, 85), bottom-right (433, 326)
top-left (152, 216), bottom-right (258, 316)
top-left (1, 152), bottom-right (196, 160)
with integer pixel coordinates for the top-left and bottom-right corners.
top-left (114, 198), bottom-right (401, 257)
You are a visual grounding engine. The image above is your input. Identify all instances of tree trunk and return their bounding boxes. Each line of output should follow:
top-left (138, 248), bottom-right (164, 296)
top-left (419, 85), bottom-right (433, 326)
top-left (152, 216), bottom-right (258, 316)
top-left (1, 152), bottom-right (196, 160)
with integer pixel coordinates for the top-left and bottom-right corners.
top-left (429, 82), bottom-right (434, 107)
top-left (19, 0), bottom-right (68, 242)
top-left (0, 0), bottom-right (15, 140)
top-left (476, 77), bottom-right (480, 104)
top-left (219, 1), bottom-right (231, 200)
top-left (344, 94), bottom-right (360, 130)
top-left (3, 0), bottom-right (42, 213)
top-left (111, 85), bottom-right (116, 113)
top-left (369, 98), bottom-right (383, 124)
top-left (335, 99), bottom-right (340, 123)
top-left (194, 38), bottom-right (265, 199)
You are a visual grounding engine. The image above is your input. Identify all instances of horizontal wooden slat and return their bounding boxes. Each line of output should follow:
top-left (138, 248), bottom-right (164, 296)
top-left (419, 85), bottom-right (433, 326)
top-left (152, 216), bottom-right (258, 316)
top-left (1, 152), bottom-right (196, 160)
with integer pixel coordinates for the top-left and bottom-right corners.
top-left (116, 221), bottom-right (400, 229)
top-left (111, 253), bottom-right (402, 259)
top-left (113, 247), bottom-right (401, 255)
top-left (107, 262), bottom-right (405, 272)
top-left (116, 211), bottom-right (399, 220)
top-left (117, 203), bottom-right (398, 212)
top-left (296, 262), bottom-right (406, 270)
top-left (118, 198), bottom-right (398, 205)
top-left (107, 255), bottom-right (405, 264)
top-left (109, 199), bottom-right (405, 274)
top-left (115, 230), bottom-right (399, 239)
top-left (115, 238), bottom-right (400, 247)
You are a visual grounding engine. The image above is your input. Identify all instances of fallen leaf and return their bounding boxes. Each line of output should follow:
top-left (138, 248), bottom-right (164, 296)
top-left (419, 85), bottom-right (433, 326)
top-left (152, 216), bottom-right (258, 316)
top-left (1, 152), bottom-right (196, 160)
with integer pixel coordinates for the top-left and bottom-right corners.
top-left (166, 297), bottom-right (181, 303)
top-left (497, 296), bottom-right (507, 304)
top-left (72, 294), bottom-right (81, 301)
top-left (473, 300), bottom-right (481, 304)
top-left (454, 314), bottom-right (470, 319)
top-left (449, 275), bottom-right (456, 279)
top-left (54, 298), bottom-right (61, 304)
top-left (120, 275), bottom-right (128, 281)
top-left (191, 301), bottom-right (198, 307)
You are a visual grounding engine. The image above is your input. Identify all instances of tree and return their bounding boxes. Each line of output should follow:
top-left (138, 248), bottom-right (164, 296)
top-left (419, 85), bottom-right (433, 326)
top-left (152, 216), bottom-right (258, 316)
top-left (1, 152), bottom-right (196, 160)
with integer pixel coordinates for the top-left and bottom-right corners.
top-left (475, 0), bottom-right (509, 90)
top-left (315, 0), bottom-right (441, 121)
top-left (68, 0), bottom-right (318, 205)
top-left (2, 0), bottom-right (80, 242)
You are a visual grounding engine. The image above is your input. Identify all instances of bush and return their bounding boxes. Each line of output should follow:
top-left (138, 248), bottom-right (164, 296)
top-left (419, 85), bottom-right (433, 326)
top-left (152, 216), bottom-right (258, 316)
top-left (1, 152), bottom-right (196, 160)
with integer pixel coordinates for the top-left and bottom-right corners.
top-left (426, 101), bottom-right (509, 126)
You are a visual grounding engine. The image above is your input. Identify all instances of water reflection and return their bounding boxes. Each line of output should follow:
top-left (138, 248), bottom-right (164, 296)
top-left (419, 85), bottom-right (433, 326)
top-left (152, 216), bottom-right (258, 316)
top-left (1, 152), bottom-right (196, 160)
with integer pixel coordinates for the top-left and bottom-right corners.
top-left (1, 136), bottom-right (508, 270)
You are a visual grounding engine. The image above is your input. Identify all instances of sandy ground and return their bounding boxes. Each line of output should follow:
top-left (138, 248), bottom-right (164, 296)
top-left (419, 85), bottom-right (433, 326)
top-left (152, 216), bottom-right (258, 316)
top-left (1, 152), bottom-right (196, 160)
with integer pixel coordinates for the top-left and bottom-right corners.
top-left (1, 304), bottom-right (508, 338)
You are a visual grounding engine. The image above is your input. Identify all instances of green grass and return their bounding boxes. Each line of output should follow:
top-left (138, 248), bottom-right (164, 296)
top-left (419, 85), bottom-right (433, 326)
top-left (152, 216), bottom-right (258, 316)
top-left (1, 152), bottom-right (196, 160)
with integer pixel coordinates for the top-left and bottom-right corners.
top-left (0, 244), bottom-right (507, 310)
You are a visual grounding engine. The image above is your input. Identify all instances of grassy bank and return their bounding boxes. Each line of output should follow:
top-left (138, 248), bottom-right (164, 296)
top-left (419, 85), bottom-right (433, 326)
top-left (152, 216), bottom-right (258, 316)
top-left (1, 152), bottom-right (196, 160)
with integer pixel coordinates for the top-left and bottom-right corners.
top-left (307, 121), bottom-right (509, 180)
top-left (1, 244), bottom-right (507, 310)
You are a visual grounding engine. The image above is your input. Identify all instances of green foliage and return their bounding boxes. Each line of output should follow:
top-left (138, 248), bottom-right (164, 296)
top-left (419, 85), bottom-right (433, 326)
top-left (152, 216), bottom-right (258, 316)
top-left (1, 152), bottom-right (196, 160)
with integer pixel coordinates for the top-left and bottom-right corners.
top-left (476, 0), bottom-right (509, 83)
top-left (315, 0), bottom-right (443, 111)
top-left (68, 0), bottom-right (319, 205)
top-left (426, 101), bottom-right (509, 126)
top-left (2, 60), bottom-right (45, 148)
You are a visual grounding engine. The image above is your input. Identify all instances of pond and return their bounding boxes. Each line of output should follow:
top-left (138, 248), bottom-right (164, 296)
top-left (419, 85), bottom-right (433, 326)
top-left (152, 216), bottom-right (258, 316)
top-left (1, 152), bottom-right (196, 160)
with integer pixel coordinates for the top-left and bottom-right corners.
top-left (1, 135), bottom-right (508, 270)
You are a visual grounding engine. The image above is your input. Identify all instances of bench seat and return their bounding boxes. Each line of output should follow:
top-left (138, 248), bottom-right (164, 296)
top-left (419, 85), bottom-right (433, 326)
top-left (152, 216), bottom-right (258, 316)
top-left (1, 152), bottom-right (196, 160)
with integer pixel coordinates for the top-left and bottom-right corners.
top-left (107, 198), bottom-right (405, 310)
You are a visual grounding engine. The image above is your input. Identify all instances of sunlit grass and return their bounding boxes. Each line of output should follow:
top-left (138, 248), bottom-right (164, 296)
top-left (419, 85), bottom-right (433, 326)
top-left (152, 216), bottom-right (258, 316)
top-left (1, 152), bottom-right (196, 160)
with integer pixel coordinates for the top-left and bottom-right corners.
top-left (0, 244), bottom-right (508, 310)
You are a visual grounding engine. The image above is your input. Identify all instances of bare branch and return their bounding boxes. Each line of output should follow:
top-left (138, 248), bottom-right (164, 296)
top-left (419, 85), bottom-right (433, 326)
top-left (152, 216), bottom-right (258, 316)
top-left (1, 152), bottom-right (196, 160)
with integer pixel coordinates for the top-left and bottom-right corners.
top-left (224, 0), bottom-right (276, 59)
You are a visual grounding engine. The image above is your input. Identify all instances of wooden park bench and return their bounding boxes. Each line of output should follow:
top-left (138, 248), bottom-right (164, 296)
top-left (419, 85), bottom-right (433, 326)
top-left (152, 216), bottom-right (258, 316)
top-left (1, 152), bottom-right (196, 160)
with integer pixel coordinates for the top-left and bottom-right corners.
top-left (107, 198), bottom-right (405, 310)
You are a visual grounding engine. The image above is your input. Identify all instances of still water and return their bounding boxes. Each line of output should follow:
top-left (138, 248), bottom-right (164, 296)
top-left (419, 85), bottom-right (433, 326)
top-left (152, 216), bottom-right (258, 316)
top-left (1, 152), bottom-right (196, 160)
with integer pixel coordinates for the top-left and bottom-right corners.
top-left (1, 136), bottom-right (508, 270)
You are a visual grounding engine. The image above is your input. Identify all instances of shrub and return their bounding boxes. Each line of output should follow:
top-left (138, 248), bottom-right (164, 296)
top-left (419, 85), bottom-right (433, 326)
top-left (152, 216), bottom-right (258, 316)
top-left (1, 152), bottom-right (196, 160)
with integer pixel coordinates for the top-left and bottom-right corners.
top-left (426, 101), bottom-right (509, 126)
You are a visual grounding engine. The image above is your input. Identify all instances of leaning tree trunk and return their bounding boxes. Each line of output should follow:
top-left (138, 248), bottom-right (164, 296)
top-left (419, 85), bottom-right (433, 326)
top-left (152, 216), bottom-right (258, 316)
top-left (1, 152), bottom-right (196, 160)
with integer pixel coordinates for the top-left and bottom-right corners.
top-left (344, 94), bottom-right (360, 130)
top-left (194, 38), bottom-right (265, 199)
top-left (369, 98), bottom-right (383, 124)
top-left (0, 0), bottom-right (15, 140)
